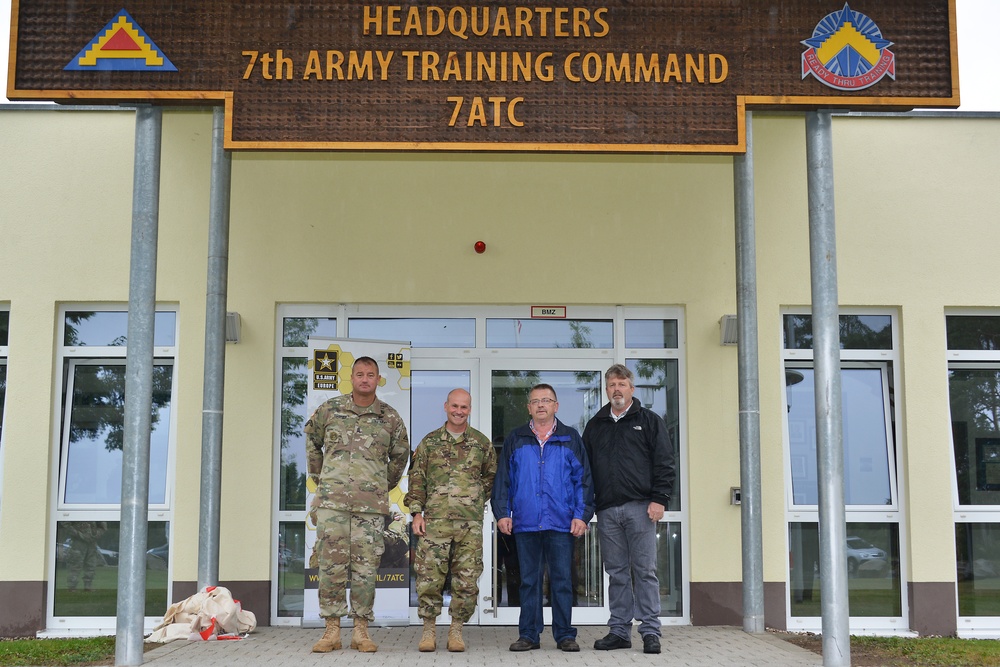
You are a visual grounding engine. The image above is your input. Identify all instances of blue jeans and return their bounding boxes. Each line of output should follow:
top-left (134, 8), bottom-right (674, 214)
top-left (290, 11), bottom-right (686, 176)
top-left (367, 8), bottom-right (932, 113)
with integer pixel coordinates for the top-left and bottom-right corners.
top-left (513, 530), bottom-right (577, 643)
top-left (597, 501), bottom-right (662, 638)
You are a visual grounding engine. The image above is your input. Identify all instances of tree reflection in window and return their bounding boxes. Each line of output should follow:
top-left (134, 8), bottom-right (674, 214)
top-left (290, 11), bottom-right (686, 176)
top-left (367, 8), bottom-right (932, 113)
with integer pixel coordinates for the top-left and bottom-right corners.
top-left (63, 363), bottom-right (172, 505)
top-left (783, 315), bottom-right (892, 351)
top-left (279, 317), bottom-right (332, 511)
top-left (628, 359), bottom-right (681, 513)
top-left (64, 311), bottom-right (177, 347)
top-left (280, 358), bottom-right (308, 510)
top-left (947, 316), bottom-right (1000, 351)
top-left (69, 365), bottom-right (172, 452)
top-left (949, 369), bottom-right (1000, 505)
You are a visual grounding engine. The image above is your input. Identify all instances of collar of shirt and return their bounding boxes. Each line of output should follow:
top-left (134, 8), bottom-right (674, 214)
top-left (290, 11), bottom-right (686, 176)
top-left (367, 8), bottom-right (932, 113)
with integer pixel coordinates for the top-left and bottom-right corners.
top-left (529, 418), bottom-right (558, 446)
top-left (610, 399), bottom-right (633, 422)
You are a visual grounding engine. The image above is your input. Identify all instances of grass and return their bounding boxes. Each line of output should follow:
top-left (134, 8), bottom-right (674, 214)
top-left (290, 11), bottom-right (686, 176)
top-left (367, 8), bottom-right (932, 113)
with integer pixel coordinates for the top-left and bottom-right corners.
top-left (0, 636), bottom-right (116, 666)
top-left (52, 568), bottom-right (167, 618)
top-left (782, 633), bottom-right (1000, 666)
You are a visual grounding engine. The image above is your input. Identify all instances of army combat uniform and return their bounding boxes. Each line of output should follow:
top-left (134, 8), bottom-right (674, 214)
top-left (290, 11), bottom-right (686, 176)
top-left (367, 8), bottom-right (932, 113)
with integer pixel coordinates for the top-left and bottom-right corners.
top-left (404, 424), bottom-right (497, 622)
top-left (65, 521), bottom-right (107, 592)
top-left (305, 393), bottom-right (409, 622)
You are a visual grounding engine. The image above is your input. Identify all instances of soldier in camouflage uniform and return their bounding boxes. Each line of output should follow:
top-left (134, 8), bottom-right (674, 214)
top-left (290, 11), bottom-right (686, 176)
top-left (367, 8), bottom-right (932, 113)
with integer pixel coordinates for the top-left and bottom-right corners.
top-left (405, 388), bottom-right (497, 652)
top-left (305, 357), bottom-right (410, 654)
top-left (64, 521), bottom-right (107, 592)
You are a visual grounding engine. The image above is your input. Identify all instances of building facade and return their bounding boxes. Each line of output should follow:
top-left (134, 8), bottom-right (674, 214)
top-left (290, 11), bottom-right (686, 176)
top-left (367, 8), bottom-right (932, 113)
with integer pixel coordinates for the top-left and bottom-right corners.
top-left (1, 107), bottom-right (998, 637)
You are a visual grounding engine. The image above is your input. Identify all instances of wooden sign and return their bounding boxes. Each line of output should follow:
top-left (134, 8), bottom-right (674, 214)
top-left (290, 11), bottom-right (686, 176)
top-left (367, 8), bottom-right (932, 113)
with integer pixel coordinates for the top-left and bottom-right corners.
top-left (8, 1), bottom-right (959, 152)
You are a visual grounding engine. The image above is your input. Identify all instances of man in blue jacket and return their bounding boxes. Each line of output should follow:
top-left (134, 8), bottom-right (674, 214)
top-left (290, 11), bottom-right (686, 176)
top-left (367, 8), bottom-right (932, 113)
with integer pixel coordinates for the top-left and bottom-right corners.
top-left (492, 383), bottom-right (594, 653)
top-left (583, 364), bottom-right (675, 655)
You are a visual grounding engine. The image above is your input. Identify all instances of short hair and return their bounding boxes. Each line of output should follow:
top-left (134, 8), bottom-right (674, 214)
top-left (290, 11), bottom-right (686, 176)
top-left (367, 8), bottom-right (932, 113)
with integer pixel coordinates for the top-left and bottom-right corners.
top-left (529, 383), bottom-right (558, 401)
top-left (605, 364), bottom-right (634, 387)
top-left (353, 356), bottom-right (380, 373)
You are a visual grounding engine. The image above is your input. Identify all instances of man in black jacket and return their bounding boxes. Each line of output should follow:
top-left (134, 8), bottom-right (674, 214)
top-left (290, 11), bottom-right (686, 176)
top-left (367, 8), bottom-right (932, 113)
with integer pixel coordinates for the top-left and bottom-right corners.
top-left (583, 364), bottom-right (675, 655)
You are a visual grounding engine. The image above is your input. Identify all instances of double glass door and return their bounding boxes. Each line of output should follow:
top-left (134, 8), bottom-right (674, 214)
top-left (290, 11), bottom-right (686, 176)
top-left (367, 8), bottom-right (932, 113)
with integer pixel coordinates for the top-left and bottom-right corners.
top-left (408, 360), bottom-right (611, 625)
top-left (478, 361), bottom-right (610, 625)
top-left (274, 307), bottom-right (685, 627)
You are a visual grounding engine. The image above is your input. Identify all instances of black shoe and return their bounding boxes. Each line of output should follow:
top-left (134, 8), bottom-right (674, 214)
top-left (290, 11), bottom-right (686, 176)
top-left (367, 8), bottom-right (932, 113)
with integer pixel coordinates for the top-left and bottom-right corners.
top-left (509, 637), bottom-right (541, 652)
top-left (642, 635), bottom-right (661, 654)
top-left (594, 633), bottom-right (631, 650)
top-left (557, 638), bottom-right (580, 652)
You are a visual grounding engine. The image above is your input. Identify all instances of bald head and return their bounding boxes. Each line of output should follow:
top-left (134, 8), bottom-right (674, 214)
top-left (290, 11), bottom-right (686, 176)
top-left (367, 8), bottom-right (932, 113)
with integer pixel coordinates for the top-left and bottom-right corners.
top-left (447, 388), bottom-right (471, 404)
top-left (444, 388), bottom-right (472, 433)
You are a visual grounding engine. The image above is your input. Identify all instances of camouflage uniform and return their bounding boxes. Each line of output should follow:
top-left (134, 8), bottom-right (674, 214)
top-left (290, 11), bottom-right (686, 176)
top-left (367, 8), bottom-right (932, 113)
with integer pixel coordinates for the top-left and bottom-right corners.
top-left (404, 424), bottom-right (497, 622)
top-left (306, 393), bottom-right (409, 622)
top-left (65, 522), bottom-right (107, 592)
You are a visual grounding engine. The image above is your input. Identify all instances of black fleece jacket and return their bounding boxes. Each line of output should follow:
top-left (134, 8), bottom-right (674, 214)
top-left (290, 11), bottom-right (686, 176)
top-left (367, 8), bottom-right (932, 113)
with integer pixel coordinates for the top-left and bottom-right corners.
top-left (583, 398), bottom-right (675, 512)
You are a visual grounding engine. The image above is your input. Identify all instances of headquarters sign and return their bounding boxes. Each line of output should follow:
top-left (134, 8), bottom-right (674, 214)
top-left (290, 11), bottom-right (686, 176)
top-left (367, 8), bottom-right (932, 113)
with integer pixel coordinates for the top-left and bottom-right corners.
top-left (8, 1), bottom-right (958, 152)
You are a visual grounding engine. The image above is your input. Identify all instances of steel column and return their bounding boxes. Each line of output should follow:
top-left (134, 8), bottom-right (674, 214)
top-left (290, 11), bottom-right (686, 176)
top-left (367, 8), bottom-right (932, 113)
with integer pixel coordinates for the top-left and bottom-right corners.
top-left (198, 107), bottom-right (233, 589)
top-left (115, 105), bottom-right (163, 666)
top-left (805, 111), bottom-right (851, 667)
top-left (734, 111), bottom-right (765, 634)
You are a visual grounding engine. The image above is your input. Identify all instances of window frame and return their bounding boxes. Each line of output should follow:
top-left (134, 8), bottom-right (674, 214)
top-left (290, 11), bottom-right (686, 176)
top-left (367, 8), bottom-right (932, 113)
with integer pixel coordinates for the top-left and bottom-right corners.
top-left (945, 312), bottom-right (1000, 636)
top-left (781, 307), bottom-right (908, 633)
top-left (783, 361), bottom-right (899, 511)
top-left (48, 305), bottom-right (178, 631)
top-left (948, 361), bottom-right (1000, 512)
top-left (57, 358), bottom-right (176, 511)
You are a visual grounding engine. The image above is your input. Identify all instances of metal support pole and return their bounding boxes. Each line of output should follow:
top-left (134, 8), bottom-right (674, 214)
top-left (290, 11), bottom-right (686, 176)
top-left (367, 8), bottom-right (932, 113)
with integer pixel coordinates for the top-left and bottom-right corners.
top-left (116, 105), bottom-right (163, 667)
top-left (198, 107), bottom-right (233, 589)
top-left (734, 111), bottom-right (765, 634)
top-left (805, 111), bottom-right (851, 667)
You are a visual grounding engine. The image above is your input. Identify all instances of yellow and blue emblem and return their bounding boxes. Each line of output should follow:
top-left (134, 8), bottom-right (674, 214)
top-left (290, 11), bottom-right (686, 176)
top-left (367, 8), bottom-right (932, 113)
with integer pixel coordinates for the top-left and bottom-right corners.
top-left (801, 3), bottom-right (894, 91)
top-left (65, 9), bottom-right (176, 72)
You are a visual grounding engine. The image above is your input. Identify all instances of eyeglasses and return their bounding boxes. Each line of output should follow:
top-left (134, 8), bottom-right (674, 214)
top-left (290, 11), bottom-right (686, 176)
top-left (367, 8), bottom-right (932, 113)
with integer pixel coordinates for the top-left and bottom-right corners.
top-left (528, 398), bottom-right (556, 405)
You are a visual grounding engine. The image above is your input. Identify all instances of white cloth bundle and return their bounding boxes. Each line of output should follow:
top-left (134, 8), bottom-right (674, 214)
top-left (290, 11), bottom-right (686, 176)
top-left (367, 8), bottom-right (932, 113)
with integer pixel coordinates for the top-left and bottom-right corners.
top-left (147, 585), bottom-right (257, 643)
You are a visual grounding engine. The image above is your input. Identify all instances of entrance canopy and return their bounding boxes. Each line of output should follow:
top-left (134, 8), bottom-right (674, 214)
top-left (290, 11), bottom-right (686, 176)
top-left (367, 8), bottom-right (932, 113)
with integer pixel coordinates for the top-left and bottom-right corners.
top-left (8, 0), bottom-right (958, 152)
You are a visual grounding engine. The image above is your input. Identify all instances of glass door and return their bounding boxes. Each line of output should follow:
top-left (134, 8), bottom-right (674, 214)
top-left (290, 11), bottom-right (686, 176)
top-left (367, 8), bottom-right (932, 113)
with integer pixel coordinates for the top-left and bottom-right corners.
top-left (478, 361), bottom-right (610, 625)
top-left (405, 363), bottom-right (479, 625)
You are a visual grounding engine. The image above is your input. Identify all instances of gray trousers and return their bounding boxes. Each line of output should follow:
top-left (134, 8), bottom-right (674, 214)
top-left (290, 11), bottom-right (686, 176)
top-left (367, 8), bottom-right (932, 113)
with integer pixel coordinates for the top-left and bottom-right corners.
top-left (597, 500), bottom-right (662, 638)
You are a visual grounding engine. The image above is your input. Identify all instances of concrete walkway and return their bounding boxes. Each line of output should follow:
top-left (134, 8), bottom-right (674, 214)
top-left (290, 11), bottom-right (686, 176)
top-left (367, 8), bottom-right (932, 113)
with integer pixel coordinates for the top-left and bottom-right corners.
top-left (142, 625), bottom-right (823, 666)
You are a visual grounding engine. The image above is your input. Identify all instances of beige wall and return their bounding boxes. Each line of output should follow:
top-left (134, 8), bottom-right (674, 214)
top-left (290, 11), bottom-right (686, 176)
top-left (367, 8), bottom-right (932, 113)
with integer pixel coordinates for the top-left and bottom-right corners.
top-left (1, 110), bottom-right (136, 580)
top-left (1, 107), bottom-right (999, 610)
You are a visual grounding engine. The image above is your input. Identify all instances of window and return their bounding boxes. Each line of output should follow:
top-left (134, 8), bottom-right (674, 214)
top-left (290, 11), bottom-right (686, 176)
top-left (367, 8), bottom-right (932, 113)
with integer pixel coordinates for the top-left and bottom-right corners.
top-left (947, 314), bottom-right (1000, 626)
top-left (626, 358), bottom-right (682, 614)
top-left (53, 521), bottom-right (170, 617)
top-left (786, 366), bottom-right (894, 507)
top-left (625, 319), bottom-right (678, 349)
top-left (51, 308), bottom-right (177, 625)
top-left (782, 310), bottom-right (904, 629)
top-left (349, 318), bottom-right (475, 348)
top-left (275, 308), bottom-right (340, 617)
top-left (486, 319), bottom-right (613, 348)
top-left (60, 362), bottom-right (172, 506)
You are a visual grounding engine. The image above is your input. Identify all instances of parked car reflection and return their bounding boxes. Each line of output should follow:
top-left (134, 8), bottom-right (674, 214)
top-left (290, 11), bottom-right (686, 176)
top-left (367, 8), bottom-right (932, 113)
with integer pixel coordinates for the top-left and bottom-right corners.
top-left (146, 544), bottom-right (169, 570)
top-left (279, 546), bottom-right (305, 573)
top-left (845, 536), bottom-right (887, 577)
top-left (56, 540), bottom-right (119, 566)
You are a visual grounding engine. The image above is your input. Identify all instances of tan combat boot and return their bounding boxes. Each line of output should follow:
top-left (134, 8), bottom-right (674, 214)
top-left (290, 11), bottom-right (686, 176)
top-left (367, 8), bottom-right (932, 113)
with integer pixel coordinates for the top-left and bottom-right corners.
top-left (351, 618), bottom-right (378, 652)
top-left (447, 619), bottom-right (465, 652)
top-left (311, 617), bottom-right (342, 652)
top-left (418, 618), bottom-right (436, 652)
